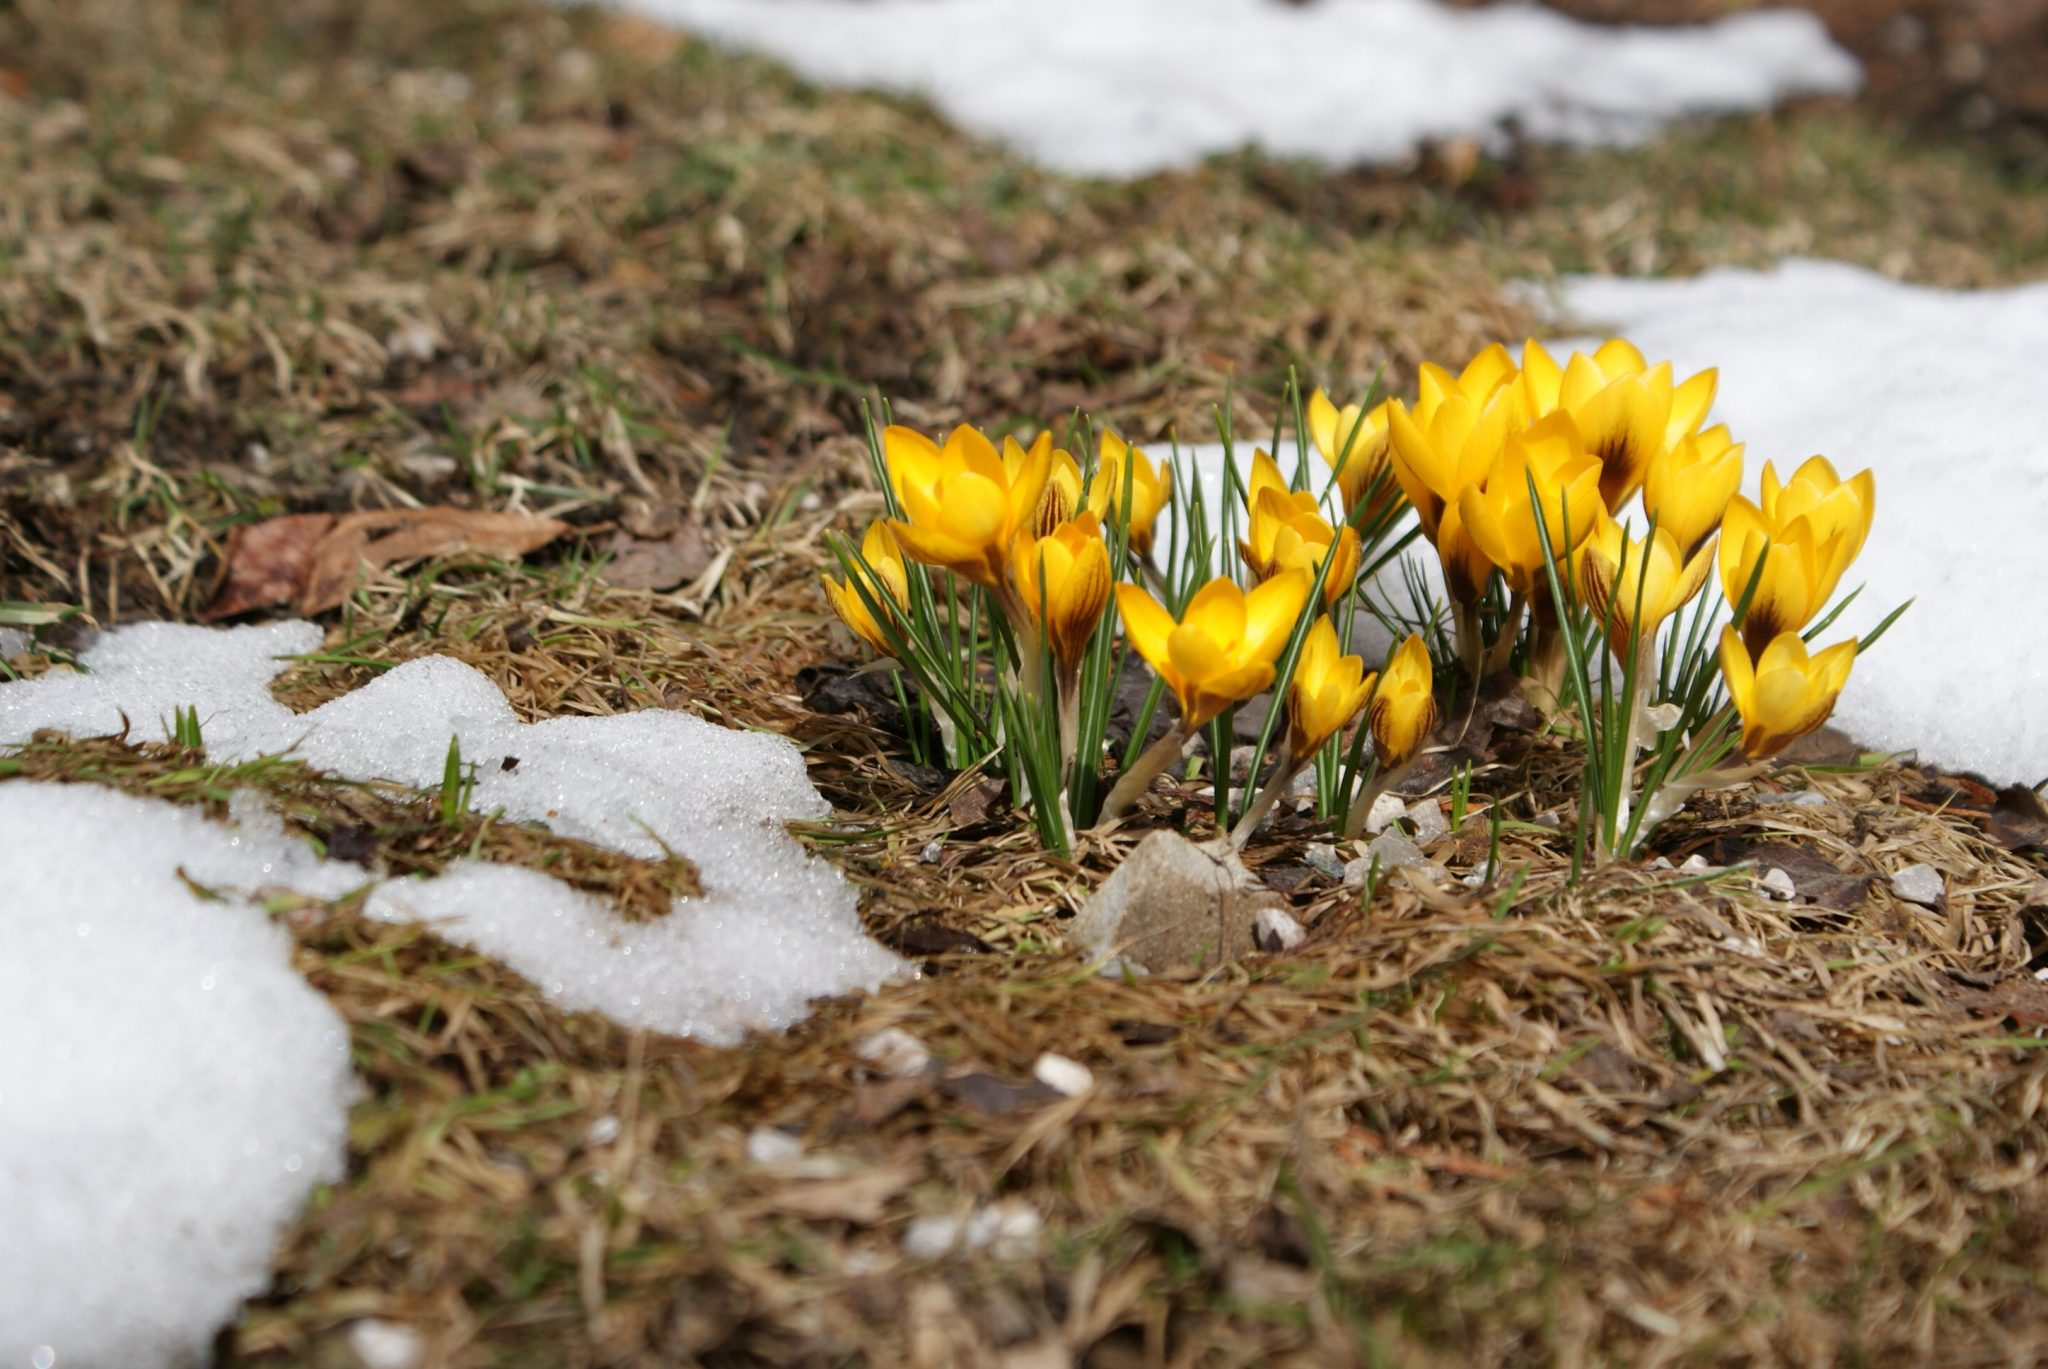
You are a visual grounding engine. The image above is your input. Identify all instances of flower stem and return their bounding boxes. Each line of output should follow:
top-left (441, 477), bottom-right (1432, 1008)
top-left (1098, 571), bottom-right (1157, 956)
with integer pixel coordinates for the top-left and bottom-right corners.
top-left (1093, 721), bottom-right (1191, 828)
top-left (1485, 592), bottom-right (1527, 676)
top-left (1341, 757), bottom-right (1411, 839)
top-left (1227, 743), bottom-right (1298, 851)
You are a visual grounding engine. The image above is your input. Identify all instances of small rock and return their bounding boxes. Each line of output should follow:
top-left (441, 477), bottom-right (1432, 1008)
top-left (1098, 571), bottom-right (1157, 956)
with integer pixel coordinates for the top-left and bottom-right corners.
top-left (1891, 863), bottom-right (1945, 907)
top-left (920, 840), bottom-right (944, 864)
top-left (1071, 831), bottom-right (1276, 972)
top-left (1406, 799), bottom-right (1449, 845)
top-left (746, 1126), bottom-right (805, 1165)
top-left (1032, 1052), bottom-right (1093, 1097)
top-left (1254, 905), bottom-right (1306, 951)
top-left (904, 1200), bottom-right (1043, 1261)
top-left (1758, 867), bottom-right (1798, 901)
top-left (1094, 954), bottom-right (1149, 979)
top-left (1363, 828), bottom-right (1427, 872)
top-left (1678, 854), bottom-right (1713, 874)
top-left (583, 1114), bottom-right (621, 1147)
top-left (1755, 789), bottom-right (1827, 807)
top-left (348, 1320), bottom-right (424, 1369)
top-left (1646, 856), bottom-right (1675, 871)
top-left (0, 627), bottom-right (27, 660)
top-left (1302, 842), bottom-right (1346, 881)
top-left (1362, 791), bottom-right (1406, 835)
top-left (856, 1026), bottom-right (932, 1078)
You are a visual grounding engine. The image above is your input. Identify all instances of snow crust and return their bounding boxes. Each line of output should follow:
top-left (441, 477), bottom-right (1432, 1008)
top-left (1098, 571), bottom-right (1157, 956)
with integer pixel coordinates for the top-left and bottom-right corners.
top-left (0, 623), bottom-right (906, 1039)
top-left (622, 0), bottom-right (1858, 177)
top-left (0, 622), bottom-right (906, 1364)
top-left (1551, 259), bottom-right (2048, 783)
top-left (0, 784), bottom-right (358, 1369)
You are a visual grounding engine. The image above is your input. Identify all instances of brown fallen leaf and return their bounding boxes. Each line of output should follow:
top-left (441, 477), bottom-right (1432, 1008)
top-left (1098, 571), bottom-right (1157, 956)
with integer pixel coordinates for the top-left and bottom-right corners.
top-left (204, 513), bottom-right (337, 620)
top-left (299, 508), bottom-right (569, 614)
top-left (597, 522), bottom-right (709, 592)
top-left (1710, 838), bottom-right (1873, 912)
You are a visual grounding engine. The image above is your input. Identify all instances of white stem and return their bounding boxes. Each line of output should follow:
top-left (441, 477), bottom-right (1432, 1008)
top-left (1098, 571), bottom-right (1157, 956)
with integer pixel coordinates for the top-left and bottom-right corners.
top-left (1093, 722), bottom-right (1191, 828)
top-left (1227, 744), bottom-right (1299, 851)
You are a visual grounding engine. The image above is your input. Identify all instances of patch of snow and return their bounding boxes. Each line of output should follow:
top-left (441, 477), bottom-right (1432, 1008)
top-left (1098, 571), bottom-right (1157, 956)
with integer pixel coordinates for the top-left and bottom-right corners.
top-left (0, 625), bottom-right (907, 1043)
top-left (622, 0), bottom-right (1857, 177)
top-left (1550, 260), bottom-right (2048, 784)
top-left (0, 784), bottom-right (357, 1369)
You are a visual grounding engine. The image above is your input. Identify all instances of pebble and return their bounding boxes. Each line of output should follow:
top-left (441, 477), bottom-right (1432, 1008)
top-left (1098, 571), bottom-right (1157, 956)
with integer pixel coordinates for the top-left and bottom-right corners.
top-left (903, 1200), bottom-right (1043, 1261)
top-left (745, 1126), bottom-right (806, 1165)
top-left (855, 1026), bottom-right (932, 1077)
top-left (1302, 842), bottom-right (1347, 881)
top-left (1254, 905), bottom-right (1306, 950)
top-left (1406, 799), bottom-right (1449, 845)
top-left (1758, 867), bottom-right (1798, 901)
top-left (1361, 792), bottom-right (1406, 835)
top-left (583, 1114), bottom-right (621, 1147)
top-left (347, 1321), bottom-right (424, 1369)
top-left (1031, 1052), bottom-right (1094, 1097)
top-left (1891, 863), bottom-right (1946, 907)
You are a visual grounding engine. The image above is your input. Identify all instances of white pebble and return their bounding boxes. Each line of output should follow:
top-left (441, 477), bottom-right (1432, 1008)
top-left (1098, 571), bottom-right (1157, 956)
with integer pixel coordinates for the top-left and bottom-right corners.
top-left (1406, 799), bottom-right (1449, 845)
top-left (1031, 1052), bottom-right (1094, 1097)
top-left (1362, 791), bottom-right (1406, 834)
top-left (1254, 905), bottom-right (1306, 950)
top-left (856, 1026), bottom-right (932, 1077)
top-left (1891, 863), bottom-right (1945, 907)
top-left (745, 1126), bottom-right (806, 1165)
top-left (1758, 867), bottom-right (1798, 901)
top-left (348, 1320), bottom-right (424, 1369)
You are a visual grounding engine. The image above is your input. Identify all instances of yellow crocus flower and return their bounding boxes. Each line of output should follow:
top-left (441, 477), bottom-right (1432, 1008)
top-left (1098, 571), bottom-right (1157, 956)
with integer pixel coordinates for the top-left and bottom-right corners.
top-left (1717, 457), bottom-right (1873, 658)
top-left (1718, 626), bottom-right (1856, 760)
top-left (1454, 411), bottom-right (1604, 598)
top-left (1387, 379), bottom-right (1527, 544)
top-left (1413, 342), bottom-right (1519, 420)
top-left (885, 423), bottom-right (1054, 591)
top-left (1086, 430), bottom-right (1172, 557)
top-left (1370, 631), bottom-right (1437, 768)
top-left (822, 520), bottom-right (909, 657)
top-left (1011, 511), bottom-right (1112, 670)
top-left (1643, 424), bottom-right (1743, 559)
top-left (1114, 571), bottom-right (1311, 730)
top-left (1041, 445), bottom-right (1085, 534)
top-left (1521, 338), bottom-right (1717, 513)
top-left (1308, 388), bottom-right (1399, 523)
top-left (1579, 511), bottom-right (1714, 648)
top-left (1434, 500), bottom-right (1496, 608)
top-left (1237, 450), bottom-right (1359, 604)
top-left (1287, 617), bottom-right (1376, 761)
top-left (1760, 455), bottom-right (1876, 582)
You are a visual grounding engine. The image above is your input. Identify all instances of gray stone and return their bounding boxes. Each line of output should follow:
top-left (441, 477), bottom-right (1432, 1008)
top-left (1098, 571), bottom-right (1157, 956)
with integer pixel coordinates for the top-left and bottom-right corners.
top-left (1406, 798), bottom-right (1449, 845)
top-left (1302, 842), bottom-right (1347, 881)
top-left (1891, 863), bottom-right (1946, 907)
top-left (1073, 831), bottom-right (1276, 972)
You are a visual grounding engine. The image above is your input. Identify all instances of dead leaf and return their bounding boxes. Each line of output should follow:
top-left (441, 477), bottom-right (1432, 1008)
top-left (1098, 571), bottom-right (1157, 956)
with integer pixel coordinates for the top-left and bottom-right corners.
top-left (939, 1071), bottom-right (1064, 1116)
top-left (764, 1165), bottom-right (916, 1224)
top-left (204, 513), bottom-right (336, 619)
top-left (597, 522), bottom-right (709, 592)
top-left (1986, 784), bottom-right (2048, 852)
top-left (1710, 839), bottom-right (1872, 912)
top-left (945, 777), bottom-right (1007, 829)
top-left (299, 508), bottom-right (568, 614)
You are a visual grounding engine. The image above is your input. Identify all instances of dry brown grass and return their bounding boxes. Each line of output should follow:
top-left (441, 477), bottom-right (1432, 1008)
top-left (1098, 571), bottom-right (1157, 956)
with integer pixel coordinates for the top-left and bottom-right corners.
top-left (6, 0), bottom-right (2048, 1363)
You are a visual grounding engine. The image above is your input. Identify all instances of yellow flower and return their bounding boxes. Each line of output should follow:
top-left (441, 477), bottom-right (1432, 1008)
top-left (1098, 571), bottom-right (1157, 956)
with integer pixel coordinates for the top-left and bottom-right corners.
top-left (1041, 444), bottom-right (1085, 534)
top-left (1579, 511), bottom-right (1714, 648)
top-left (1454, 411), bottom-right (1604, 597)
top-left (1718, 627), bottom-right (1856, 760)
top-left (885, 423), bottom-right (1054, 591)
top-left (822, 520), bottom-right (909, 657)
top-left (1086, 430), bottom-right (1172, 557)
top-left (1011, 511), bottom-right (1112, 670)
top-left (1434, 499), bottom-right (1496, 608)
top-left (1414, 342), bottom-right (1519, 418)
top-left (1717, 458), bottom-right (1873, 658)
top-left (1760, 455), bottom-right (1876, 579)
top-left (1236, 451), bottom-right (1359, 605)
top-left (1643, 423), bottom-right (1743, 559)
top-left (1115, 571), bottom-right (1311, 730)
top-left (1287, 617), bottom-right (1376, 761)
top-left (1521, 338), bottom-right (1717, 512)
top-left (1308, 388), bottom-right (1399, 523)
top-left (1387, 376), bottom-right (1527, 544)
top-left (1370, 632), bottom-right (1437, 768)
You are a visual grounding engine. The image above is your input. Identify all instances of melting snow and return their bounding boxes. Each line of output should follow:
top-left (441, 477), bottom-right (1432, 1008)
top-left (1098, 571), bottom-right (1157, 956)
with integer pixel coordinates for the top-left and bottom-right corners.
top-left (620, 0), bottom-right (1858, 177)
top-left (0, 623), bottom-right (905, 1362)
top-left (0, 784), bottom-right (358, 1369)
